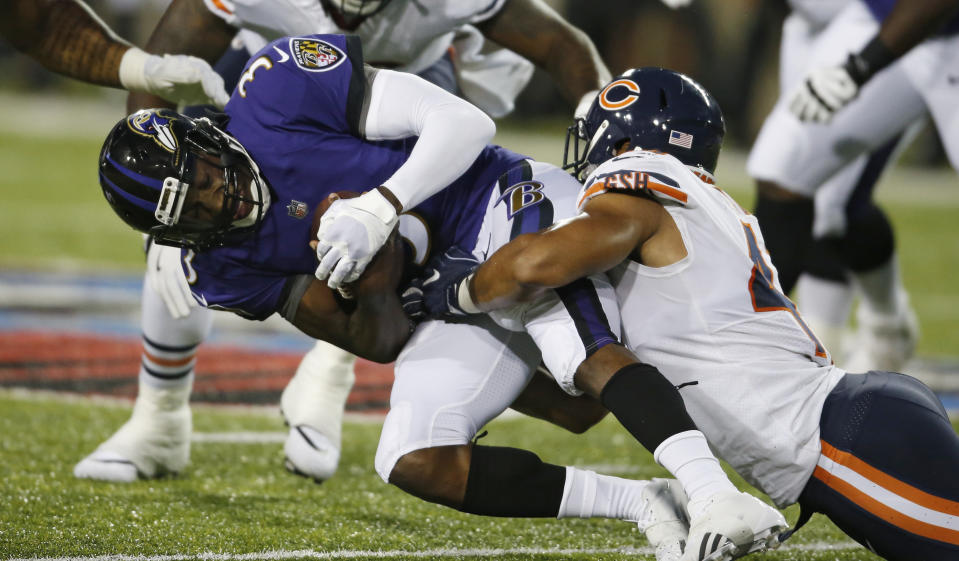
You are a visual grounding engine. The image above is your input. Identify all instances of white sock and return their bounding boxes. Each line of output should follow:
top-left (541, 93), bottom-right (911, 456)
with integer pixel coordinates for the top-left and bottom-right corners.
top-left (795, 273), bottom-right (854, 356)
top-left (852, 254), bottom-right (902, 316)
top-left (654, 430), bottom-right (735, 517)
top-left (557, 467), bottom-right (649, 521)
top-left (281, 340), bottom-right (356, 445)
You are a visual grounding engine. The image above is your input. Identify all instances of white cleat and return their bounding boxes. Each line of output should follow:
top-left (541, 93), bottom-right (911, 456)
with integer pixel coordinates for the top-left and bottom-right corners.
top-left (681, 491), bottom-right (788, 561)
top-left (635, 479), bottom-right (690, 561)
top-left (279, 340), bottom-right (356, 483)
top-left (844, 291), bottom-right (919, 373)
top-left (283, 424), bottom-right (340, 483)
top-left (74, 388), bottom-right (191, 482)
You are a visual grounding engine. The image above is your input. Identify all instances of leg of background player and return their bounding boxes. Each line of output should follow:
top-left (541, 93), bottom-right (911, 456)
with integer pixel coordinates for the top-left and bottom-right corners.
top-left (840, 205), bottom-right (918, 372)
top-left (74, 278), bottom-right (213, 481)
top-left (753, 180), bottom-right (814, 295)
top-left (795, 249), bottom-right (853, 362)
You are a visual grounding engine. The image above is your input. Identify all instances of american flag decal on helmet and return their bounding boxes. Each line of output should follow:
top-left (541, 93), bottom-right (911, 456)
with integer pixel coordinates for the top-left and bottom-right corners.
top-left (668, 130), bottom-right (694, 149)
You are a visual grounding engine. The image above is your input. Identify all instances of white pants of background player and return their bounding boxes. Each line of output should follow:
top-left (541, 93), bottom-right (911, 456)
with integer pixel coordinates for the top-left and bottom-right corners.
top-left (747, 1), bottom-right (957, 368)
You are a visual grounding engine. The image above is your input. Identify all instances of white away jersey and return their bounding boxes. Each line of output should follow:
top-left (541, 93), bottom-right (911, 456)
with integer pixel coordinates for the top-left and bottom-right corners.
top-left (204, 0), bottom-right (506, 73)
top-left (579, 150), bottom-right (845, 507)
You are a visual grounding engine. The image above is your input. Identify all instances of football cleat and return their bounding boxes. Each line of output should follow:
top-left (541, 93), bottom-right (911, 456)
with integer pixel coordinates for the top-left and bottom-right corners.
top-left (681, 491), bottom-right (788, 561)
top-left (634, 479), bottom-right (690, 561)
top-left (74, 383), bottom-right (191, 482)
top-left (279, 340), bottom-right (356, 483)
top-left (283, 424), bottom-right (340, 483)
top-left (844, 290), bottom-right (918, 373)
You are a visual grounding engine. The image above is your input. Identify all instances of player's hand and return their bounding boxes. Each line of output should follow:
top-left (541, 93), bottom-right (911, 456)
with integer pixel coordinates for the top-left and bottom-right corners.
top-left (400, 278), bottom-right (426, 322)
top-left (146, 242), bottom-right (197, 319)
top-left (659, 0), bottom-right (693, 8)
top-left (789, 57), bottom-right (861, 123)
top-left (119, 47), bottom-right (231, 108)
top-left (419, 247), bottom-right (481, 318)
top-left (314, 189), bottom-right (398, 291)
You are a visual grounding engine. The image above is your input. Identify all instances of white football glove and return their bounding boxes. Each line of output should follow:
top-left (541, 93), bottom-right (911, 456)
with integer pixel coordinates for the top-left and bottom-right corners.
top-left (574, 89), bottom-right (599, 120)
top-left (146, 242), bottom-right (197, 319)
top-left (119, 47), bottom-right (230, 108)
top-left (659, 0), bottom-right (693, 8)
top-left (314, 189), bottom-right (398, 291)
top-left (789, 63), bottom-right (859, 124)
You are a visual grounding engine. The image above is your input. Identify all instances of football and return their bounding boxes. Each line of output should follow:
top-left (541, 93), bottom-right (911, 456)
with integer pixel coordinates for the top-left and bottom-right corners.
top-left (311, 190), bottom-right (361, 240)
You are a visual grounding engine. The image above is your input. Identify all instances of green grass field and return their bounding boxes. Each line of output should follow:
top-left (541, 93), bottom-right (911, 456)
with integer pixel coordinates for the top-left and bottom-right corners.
top-left (0, 391), bottom-right (884, 561)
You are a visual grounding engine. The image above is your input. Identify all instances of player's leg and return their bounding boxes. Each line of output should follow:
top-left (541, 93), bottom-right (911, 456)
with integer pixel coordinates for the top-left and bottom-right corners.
top-left (281, 339), bottom-right (356, 483)
top-left (519, 284), bottom-right (785, 561)
top-left (375, 317), bottom-right (683, 540)
top-left (796, 371), bottom-right (959, 560)
top-left (748, 2), bottom-right (926, 295)
top-left (74, 273), bottom-right (213, 481)
top-left (798, 132), bottom-right (917, 369)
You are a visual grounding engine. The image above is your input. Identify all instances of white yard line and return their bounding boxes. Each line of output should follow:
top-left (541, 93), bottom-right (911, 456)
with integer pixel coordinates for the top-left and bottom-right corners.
top-left (5, 541), bottom-right (866, 561)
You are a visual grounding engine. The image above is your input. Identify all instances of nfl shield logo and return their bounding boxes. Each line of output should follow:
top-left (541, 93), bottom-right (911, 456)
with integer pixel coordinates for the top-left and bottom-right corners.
top-left (287, 200), bottom-right (308, 219)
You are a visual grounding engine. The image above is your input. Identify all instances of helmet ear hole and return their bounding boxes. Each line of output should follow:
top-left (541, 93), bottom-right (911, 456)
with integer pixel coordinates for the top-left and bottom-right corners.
top-left (659, 89), bottom-right (669, 110)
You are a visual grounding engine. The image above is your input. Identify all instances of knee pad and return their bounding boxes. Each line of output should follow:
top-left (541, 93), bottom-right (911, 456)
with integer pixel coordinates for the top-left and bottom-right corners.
top-left (804, 237), bottom-right (847, 283)
top-left (753, 193), bottom-right (814, 294)
top-left (839, 204), bottom-right (895, 272)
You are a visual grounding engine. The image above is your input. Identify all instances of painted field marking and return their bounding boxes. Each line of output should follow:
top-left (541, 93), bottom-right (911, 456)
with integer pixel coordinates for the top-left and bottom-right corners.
top-left (7, 541), bottom-right (866, 561)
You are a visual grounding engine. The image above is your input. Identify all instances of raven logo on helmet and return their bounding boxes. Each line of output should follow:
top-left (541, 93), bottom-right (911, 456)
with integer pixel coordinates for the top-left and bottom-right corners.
top-left (128, 109), bottom-right (180, 154)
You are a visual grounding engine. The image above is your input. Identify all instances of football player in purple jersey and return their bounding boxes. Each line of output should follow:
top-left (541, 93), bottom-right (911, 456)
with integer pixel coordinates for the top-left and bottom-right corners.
top-left (77, 0), bottom-right (614, 485)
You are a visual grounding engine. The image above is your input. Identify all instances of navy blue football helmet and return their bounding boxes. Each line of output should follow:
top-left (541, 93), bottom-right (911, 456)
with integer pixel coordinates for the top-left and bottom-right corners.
top-left (564, 68), bottom-right (725, 180)
top-left (98, 109), bottom-right (271, 251)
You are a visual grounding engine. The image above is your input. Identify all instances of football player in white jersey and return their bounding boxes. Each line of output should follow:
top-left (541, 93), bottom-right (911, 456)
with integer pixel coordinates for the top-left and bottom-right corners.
top-left (0, 0), bottom-right (228, 107)
top-left (749, 0), bottom-right (959, 371)
top-left (416, 68), bottom-right (959, 561)
top-left (74, 0), bottom-right (613, 483)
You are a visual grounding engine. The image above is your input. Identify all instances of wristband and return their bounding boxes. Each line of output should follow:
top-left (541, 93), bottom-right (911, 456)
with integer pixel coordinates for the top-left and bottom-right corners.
top-left (118, 47), bottom-right (149, 91)
top-left (846, 36), bottom-right (896, 85)
top-left (457, 273), bottom-right (481, 314)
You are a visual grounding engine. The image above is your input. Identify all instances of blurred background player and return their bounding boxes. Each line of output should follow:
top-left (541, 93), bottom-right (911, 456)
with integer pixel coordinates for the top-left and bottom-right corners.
top-left (0, 0), bottom-right (228, 107)
top-left (747, 0), bottom-right (917, 370)
top-left (749, 0), bottom-right (959, 371)
top-left (75, 0), bottom-right (614, 483)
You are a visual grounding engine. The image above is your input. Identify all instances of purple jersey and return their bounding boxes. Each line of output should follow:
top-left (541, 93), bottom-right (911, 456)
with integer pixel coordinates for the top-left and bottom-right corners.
top-left (186, 34), bottom-right (525, 320)
top-left (862, 0), bottom-right (959, 35)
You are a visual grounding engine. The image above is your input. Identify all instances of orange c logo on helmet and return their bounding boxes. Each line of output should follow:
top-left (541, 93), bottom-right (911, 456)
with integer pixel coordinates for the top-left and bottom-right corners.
top-left (599, 79), bottom-right (640, 110)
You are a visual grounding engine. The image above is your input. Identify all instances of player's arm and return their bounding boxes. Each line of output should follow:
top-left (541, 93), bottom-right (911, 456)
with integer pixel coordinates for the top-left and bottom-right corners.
top-left (315, 68), bottom-right (496, 289)
top-left (470, 193), bottom-right (650, 311)
top-left (0, 0), bottom-right (229, 108)
top-left (293, 234), bottom-right (412, 363)
top-left (1, 0), bottom-right (128, 87)
top-left (876, 0), bottom-right (959, 57)
top-left (474, 0), bottom-right (611, 110)
top-left (791, 0), bottom-right (959, 122)
top-left (126, 0), bottom-right (237, 112)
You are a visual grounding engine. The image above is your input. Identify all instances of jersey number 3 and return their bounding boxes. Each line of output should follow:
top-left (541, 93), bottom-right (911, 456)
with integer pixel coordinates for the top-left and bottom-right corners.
top-left (743, 223), bottom-right (827, 359)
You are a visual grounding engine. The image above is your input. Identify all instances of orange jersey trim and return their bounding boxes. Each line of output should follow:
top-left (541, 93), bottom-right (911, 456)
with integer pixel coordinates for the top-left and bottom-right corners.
top-left (209, 0), bottom-right (233, 14)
